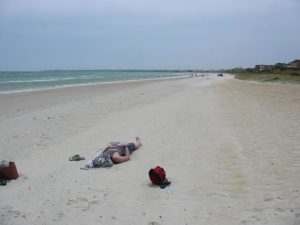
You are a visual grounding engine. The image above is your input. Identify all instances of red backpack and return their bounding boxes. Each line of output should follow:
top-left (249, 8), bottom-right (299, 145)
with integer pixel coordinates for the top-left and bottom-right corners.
top-left (149, 166), bottom-right (171, 188)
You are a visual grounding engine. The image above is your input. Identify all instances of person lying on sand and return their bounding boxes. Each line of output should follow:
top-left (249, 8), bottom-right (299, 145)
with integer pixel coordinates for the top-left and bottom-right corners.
top-left (85, 137), bottom-right (142, 168)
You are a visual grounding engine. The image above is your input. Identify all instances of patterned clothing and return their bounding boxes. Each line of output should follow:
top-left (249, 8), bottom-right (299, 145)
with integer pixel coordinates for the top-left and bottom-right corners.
top-left (92, 142), bottom-right (136, 167)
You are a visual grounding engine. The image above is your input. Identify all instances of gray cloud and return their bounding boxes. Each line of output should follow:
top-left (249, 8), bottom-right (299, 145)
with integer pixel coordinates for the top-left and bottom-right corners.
top-left (0, 0), bottom-right (299, 70)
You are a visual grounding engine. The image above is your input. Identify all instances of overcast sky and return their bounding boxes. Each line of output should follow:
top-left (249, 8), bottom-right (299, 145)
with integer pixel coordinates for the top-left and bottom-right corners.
top-left (0, 0), bottom-right (299, 70)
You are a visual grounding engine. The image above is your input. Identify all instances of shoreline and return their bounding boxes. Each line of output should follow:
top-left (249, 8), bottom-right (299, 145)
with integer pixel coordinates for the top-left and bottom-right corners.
top-left (0, 75), bottom-right (188, 95)
top-left (0, 75), bottom-right (190, 121)
top-left (0, 72), bottom-right (193, 95)
top-left (0, 74), bottom-right (228, 121)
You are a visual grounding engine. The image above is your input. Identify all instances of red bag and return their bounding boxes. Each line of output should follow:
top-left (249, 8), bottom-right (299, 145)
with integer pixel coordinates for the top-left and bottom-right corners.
top-left (0, 161), bottom-right (19, 180)
top-left (149, 166), bottom-right (171, 188)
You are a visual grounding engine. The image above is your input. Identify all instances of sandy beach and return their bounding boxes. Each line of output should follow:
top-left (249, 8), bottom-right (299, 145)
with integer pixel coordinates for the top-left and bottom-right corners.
top-left (1, 74), bottom-right (300, 225)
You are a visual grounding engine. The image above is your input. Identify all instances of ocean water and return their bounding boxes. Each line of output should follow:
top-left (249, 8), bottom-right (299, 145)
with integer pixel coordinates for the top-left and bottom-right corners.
top-left (0, 70), bottom-right (191, 93)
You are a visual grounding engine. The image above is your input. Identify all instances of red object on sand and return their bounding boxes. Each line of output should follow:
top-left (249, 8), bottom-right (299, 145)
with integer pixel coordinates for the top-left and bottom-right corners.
top-left (149, 166), bottom-right (166, 185)
top-left (0, 161), bottom-right (19, 180)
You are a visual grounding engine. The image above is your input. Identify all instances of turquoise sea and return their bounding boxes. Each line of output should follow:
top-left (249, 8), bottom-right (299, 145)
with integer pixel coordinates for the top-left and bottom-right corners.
top-left (0, 70), bottom-right (191, 93)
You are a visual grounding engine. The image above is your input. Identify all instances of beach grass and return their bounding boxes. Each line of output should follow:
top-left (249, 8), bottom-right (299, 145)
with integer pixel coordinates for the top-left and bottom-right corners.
top-left (234, 69), bottom-right (300, 84)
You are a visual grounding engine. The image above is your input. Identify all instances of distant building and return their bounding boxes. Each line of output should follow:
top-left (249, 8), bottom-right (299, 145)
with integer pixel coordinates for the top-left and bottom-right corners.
top-left (255, 65), bottom-right (274, 71)
top-left (288, 60), bottom-right (300, 68)
top-left (274, 63), bottom-right (288, 69)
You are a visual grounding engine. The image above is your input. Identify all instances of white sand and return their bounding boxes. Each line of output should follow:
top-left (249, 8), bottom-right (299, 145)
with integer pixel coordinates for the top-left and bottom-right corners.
top-left (1, 74), bottom-right (300, 225)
